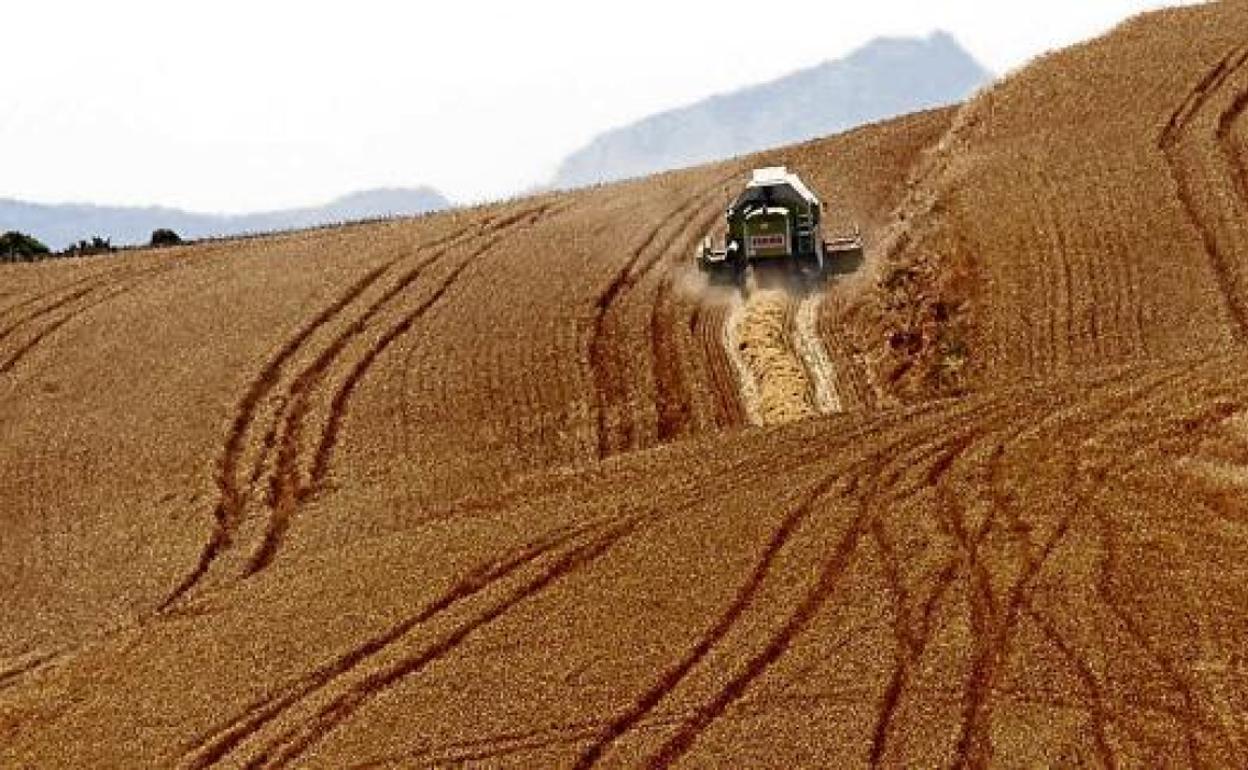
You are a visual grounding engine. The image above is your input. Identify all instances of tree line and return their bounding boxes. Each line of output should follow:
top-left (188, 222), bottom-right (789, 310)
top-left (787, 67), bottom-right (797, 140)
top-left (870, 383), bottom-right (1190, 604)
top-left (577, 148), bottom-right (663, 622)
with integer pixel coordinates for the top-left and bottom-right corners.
top-left (0, 228), bottom-right (183, 264)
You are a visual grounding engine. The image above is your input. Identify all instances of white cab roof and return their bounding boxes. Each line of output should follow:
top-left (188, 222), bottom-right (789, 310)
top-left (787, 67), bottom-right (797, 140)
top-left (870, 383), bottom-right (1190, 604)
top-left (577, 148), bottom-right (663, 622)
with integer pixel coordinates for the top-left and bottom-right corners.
top-left (747, 166), bottom-right (820, 206)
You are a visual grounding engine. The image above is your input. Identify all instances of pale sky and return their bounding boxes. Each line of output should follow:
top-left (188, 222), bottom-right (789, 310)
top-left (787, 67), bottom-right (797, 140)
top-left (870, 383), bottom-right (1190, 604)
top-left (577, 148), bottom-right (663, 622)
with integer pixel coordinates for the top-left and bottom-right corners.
top-left (0, 0), bottom-right (1197, 213)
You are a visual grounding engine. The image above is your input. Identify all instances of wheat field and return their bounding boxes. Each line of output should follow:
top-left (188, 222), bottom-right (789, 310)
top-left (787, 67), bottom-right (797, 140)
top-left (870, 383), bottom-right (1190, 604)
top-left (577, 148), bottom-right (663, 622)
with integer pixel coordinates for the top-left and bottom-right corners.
top-left (4, 3), bottom-right (1248, 767)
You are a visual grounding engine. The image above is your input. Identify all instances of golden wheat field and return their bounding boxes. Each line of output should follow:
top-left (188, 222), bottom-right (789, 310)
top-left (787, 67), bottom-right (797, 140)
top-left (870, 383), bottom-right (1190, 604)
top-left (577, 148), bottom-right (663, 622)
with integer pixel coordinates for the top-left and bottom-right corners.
top-left (4, 3), bottom-right (1248, 767)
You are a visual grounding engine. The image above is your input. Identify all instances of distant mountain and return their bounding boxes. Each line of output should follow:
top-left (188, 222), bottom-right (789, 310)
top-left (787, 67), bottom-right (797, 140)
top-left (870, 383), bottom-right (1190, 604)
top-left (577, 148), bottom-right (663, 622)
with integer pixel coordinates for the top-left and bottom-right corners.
top-left (552, 32), bottom-right (991, 189)
top-left (0, 187), bottom-right (451, 250)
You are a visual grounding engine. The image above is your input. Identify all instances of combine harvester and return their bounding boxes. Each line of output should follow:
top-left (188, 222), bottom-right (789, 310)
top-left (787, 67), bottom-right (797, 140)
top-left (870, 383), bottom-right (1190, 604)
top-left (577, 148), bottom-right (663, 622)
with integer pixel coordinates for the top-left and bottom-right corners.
top-left (697, 167), bottom-right (863, 286)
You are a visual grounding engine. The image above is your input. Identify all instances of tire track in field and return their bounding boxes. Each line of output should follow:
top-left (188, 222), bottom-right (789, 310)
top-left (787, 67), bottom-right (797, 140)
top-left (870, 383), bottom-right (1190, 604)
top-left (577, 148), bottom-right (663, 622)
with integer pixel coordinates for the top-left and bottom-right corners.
top-left (941, 364), bottom-right (1243, 769)
top-left (0, 261), bottom-right (177, 376)
top-left (307, 201), bottom-right (571, 492)
top-left (242, 206), bottom-right (554, 486)
top-left (571, 474), bottom-right (854, 769)
top-left (158, 221), bottom-right (488, 607)
top-left (868, 440), bottom-right (986, 768)
top-left (0, 266), bottom-right (127, 324)
top-left (180, 518), bottom-right (598, 770)
top-left (590, 173), bottom-right (737, 458)
top-left (157, 260), bottom-right (403, 609)
top-left (589, 202), bottom-right (688, 458)
top-left (949, 466), bottom-right (1077, 768)
top-left (1217, 60), bottom-right (1248, 234)
top-left (242, 204), bottom-right (560, 496)
top-left (228, 516), bottom-right (645, 770)
top-left (816, 292), bottom-right (877, 411)
top-left (650, 200), bottom-right (726, 442)
top-left (586, 364), bottom-right (1217, 768)
top-left (1158, 43), bottom-right (1248, 341)
top-left (0, 287), bottom-right (97, 374)
top-left (574, 398), bottom-right (1012, 768)
top-left (0, 287), bottom-right (94, 346)
top-left (0, 650), bottom-right (62, 692)
top-left (647, 170), bottom-right (746, 442)
top-left (692, 299), bottom-right (748, 429)
top-left (246, 203), bottom-right (561, 575)
top-left (162, 203), bottom-right (563, 606)
top-left (0, 261), bottom-right (149, 347)
top-left (1023, 605), bottom-right (1116, 767)
top-left (856, 403), bottom-right (1048, 769)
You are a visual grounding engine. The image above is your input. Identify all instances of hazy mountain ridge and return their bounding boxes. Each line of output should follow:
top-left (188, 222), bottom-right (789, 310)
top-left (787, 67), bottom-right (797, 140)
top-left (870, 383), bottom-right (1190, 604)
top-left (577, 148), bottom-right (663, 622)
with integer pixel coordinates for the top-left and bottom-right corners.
top-left (0, 187), bottom-right (451, 250)
top-left (553, 31), bottom-right (992, 189)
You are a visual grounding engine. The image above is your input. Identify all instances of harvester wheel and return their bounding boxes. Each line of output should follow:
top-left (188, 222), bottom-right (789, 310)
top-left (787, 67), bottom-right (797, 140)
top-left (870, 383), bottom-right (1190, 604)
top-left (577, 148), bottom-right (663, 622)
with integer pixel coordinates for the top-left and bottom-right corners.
top-left (823, 241), bottom-right (865, 278)
top-left (700, 258), bottom-right (739, 288)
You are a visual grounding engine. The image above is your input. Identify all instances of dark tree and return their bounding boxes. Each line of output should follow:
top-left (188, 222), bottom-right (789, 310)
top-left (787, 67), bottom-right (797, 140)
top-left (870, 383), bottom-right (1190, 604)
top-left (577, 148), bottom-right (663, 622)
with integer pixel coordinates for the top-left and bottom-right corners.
top-left (0, 231), bottom-right (51, 263)
top-left (150, 228), bottom-right (183, 247)
top-left (64, 236), bottom-right (116, 257)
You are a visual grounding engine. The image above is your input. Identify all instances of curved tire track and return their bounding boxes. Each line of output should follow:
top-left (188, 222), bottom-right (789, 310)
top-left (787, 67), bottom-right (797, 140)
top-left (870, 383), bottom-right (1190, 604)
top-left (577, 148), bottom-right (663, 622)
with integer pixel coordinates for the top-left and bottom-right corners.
top-left (181, 518), bottom-right (598, 770)
top-left (0, 261), bottom-right (175, 377)
top-left (1158, 43), bottom-right (1248, 341)
top-left (237, 516), bottom-right (643, 770)
top-left (164, 202), bottom-right (568, 606)
top-left (590, 172), bottom-right (738, 458)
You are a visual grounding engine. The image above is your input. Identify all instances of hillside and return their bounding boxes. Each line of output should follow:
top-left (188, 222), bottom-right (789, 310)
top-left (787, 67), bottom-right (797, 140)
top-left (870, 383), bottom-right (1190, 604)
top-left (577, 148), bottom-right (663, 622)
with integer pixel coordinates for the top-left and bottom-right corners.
top-left (552, 32), bottom-right (990, 189)
top-left (4, 4), bottom-right (1248, 768)
top-left (0, 187), bottom-right (450, 250)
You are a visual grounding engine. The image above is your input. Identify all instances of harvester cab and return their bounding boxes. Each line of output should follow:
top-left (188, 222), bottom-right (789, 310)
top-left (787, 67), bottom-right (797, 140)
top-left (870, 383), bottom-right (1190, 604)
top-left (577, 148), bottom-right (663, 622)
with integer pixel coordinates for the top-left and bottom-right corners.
top-left (697, 167), bottom-right (863, 286)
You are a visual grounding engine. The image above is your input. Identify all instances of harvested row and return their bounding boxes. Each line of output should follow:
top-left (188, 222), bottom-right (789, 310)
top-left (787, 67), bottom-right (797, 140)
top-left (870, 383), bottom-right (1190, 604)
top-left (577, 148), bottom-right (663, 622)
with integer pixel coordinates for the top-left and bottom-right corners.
top-left (793, 291), bottom-right (843, 414)
top-left (728, 288), bottom-right (818, 426)
top-left (720, 291), bottom-right (763, 426)
top-left (720, 279), bottom-right (847, 428)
